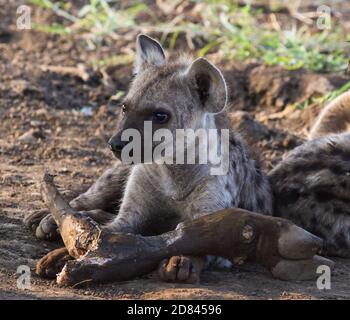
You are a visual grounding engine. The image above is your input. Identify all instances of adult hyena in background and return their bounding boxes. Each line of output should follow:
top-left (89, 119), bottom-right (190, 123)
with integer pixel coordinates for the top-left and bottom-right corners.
top-left (270, 91), bottom-right (350, 258)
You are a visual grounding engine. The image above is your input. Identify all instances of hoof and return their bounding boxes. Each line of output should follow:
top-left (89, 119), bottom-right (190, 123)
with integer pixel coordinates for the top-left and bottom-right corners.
top-left (278, 224), bottom-right (323, 260)
top-left (271, 255), bottom-right (335, 281)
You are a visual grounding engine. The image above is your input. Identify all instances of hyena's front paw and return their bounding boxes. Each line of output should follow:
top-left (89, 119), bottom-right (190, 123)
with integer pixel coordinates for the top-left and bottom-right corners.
top-left (24, 209), bottom-right (49, 233)
top-left (24, 186), bottom-right (84, 241)
top-left (36, 247), bottom-right (72, 279)
top-left (158, 256), bottom-right (202, 284)
top-left (36, 214), bottom-right (60, 240)
top-left (24, 210), bottom-right (60, 241)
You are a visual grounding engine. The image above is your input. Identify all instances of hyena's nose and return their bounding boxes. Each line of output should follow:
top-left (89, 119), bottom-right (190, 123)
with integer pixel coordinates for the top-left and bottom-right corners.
top-left (108, 136), bottom-right (127, 158)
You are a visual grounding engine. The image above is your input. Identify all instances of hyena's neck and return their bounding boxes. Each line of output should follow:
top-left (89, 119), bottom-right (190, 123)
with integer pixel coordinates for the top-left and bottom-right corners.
top-left (157, 163), bottom-right (211, 200)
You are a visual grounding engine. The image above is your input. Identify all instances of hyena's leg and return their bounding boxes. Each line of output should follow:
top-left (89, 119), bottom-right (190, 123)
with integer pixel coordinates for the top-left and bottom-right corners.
top-left (105, 165), bottom-right (179, 235)
top-left (105, 166), bottom-right (205, 283)
top-left (25, 162), bottom-right (131, 241)
top-left (269, 134), bottom-right (350, 258)
top-left (158, 189), bottom-right (235, 284)
top-left (106, 181), bottom-right (204, 284)
top-left (69, 162), bottom-right (131, 212)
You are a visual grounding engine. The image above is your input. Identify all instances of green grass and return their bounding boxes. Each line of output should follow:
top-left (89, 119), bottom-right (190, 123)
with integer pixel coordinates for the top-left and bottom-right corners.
top-left (30, 0), bottom-right (348, 73)
top-left (193, 1), bottom-right (347, 72)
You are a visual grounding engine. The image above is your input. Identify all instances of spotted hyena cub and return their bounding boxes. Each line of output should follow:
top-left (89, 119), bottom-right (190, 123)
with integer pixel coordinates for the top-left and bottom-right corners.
top-left (270, 90), bottom-right (350, 258)
top-left (29, 34), bottom-right (272, 283)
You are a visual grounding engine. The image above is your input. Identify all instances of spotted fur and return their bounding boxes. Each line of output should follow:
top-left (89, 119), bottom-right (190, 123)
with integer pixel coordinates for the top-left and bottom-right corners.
top-left (270, 134), bottom-right (350, 258)
top-left (269, 89), bottom-right (350, 258)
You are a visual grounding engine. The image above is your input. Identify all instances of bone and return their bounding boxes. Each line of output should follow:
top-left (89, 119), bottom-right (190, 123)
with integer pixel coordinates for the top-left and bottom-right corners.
top-left (40, 173), bottom-right (101, 258)
top-left (39, 173), bottom-right (333, 286)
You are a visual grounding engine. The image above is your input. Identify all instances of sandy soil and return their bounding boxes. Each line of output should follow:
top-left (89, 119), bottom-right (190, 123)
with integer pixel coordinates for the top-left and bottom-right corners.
top-left (0, 0), bottom-right (350, 299)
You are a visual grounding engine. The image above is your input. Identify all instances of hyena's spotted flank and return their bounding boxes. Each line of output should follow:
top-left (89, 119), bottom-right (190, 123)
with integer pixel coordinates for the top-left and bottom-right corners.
top-left (270, 134), bottom-right (350, 257)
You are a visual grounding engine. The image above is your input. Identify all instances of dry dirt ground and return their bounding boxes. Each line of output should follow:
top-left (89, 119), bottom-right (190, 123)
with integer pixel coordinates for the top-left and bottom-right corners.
top-left (0, 1), bottom-right (350, 299)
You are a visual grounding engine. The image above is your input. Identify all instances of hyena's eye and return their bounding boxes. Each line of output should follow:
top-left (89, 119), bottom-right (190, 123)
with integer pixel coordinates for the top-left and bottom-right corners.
top-left (152, 111), bottom-right (170, 124)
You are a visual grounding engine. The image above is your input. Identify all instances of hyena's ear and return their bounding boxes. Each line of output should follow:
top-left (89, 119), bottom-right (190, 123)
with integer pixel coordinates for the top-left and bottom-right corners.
top-left (134, 34), bottom-right (166, 74)
top-left (186, 58), bottom-right (227, 113)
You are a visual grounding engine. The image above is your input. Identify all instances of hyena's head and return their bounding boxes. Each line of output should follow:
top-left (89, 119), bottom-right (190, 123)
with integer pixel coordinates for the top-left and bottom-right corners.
top-left (108, 34), bottom-right (227, 161)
